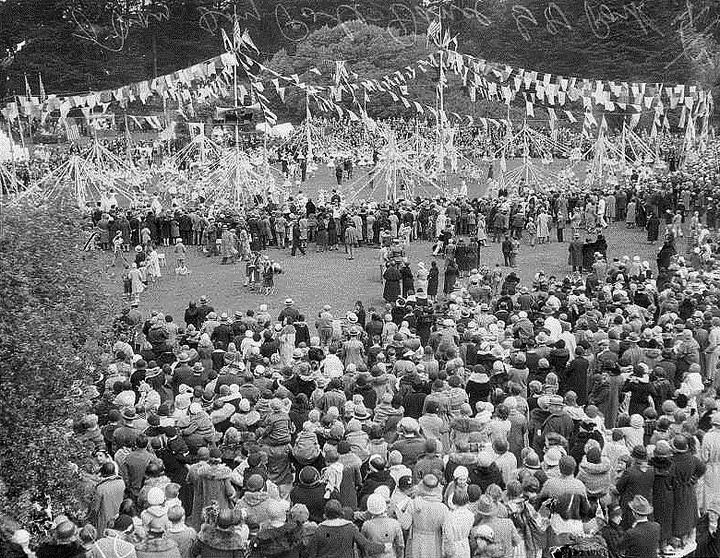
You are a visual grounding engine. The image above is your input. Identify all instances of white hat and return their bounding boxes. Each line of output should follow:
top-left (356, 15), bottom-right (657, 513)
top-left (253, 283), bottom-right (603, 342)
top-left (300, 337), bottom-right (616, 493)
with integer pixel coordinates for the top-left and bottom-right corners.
top-left (147, 487), bottom-right (165, 506)
top-left (453, 466), bottom-right (469, 480)
top-left (367, 493), bottom-right (387, 515)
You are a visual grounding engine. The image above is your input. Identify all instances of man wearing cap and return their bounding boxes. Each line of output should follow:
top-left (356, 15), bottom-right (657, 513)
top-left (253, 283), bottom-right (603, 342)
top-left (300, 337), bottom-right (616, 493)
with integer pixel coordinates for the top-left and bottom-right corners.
top-left (390, 417), bottom-right (427, 468)
top-left (398, 474), bottom-right (448, 558)
top-left (540, 395), bottom-right (574, 446)
top-left (36, 520), bottom-right (86, 558)
top-left (618, 495), bottom-right (660, 558)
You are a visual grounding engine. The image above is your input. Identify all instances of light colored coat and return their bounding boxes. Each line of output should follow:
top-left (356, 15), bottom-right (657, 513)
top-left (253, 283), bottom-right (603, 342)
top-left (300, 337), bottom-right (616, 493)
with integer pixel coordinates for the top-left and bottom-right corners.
top-left (700, 427), bottom-right (720, 512)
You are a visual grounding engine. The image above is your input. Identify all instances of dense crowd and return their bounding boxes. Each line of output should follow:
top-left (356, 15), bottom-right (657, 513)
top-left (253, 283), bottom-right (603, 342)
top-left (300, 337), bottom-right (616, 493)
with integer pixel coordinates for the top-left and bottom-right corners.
top-left (6, 150), bottom-right (720, 558)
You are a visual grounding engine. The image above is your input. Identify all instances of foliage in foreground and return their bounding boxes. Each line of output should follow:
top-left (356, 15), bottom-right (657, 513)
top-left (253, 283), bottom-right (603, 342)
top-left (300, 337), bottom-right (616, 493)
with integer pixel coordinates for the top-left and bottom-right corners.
top-left (0, 203), bottom-right (115, 524)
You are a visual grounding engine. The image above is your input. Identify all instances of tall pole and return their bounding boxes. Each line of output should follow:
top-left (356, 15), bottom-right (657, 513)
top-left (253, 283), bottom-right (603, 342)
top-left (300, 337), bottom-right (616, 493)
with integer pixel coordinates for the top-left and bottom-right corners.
top-left (436, 1), bottom-right (445, 175)
top-left (232, 6), bottom-right (241, 208)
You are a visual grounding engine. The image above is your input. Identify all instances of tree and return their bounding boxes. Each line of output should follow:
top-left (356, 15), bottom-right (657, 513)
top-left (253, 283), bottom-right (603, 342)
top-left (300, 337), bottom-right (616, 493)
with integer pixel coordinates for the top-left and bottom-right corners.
top-left (0, 202), bottom-right (116, 525)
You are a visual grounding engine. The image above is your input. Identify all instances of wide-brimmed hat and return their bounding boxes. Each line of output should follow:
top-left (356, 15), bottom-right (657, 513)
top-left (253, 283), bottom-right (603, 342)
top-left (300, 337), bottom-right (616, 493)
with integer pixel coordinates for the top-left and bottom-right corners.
top-left (671, 435), bottom-right (688, 453)
top-left (476, 495), bottom-right (498, 517)
top-left (628, 495), bottom-right (653, 516)
top-left (354, 404), bottom-right (372, 420)
top-left (177, 352), bottom-right (191, 363)
top-left (120, 407), bottom-right (137, 421)
top-left (285, 298), bottom-right (294, 306)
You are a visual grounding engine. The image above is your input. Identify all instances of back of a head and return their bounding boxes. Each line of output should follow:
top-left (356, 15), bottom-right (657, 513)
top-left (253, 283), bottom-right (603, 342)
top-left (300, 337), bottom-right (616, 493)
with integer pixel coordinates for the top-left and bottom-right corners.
top-left (559, 455), bottom-right (576, 476)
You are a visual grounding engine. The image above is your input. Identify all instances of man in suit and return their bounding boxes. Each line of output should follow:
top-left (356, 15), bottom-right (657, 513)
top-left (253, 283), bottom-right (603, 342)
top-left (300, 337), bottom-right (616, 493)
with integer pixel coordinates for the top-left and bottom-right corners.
top-left (619, 495), bottom-right (660, 558)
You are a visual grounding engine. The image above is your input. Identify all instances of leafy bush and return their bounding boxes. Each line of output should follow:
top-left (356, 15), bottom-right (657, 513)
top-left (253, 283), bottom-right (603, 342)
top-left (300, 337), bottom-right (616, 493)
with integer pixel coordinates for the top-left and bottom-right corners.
top-left (0, 202), bottom-right (116, 524)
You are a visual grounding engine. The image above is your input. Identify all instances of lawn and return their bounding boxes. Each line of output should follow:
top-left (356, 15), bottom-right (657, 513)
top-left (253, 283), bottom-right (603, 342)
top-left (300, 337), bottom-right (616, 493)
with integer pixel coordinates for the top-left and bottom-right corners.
top-left (106, 161), bottom-right (666, 322)
top-left (125, 222), bottom-right (660, 325)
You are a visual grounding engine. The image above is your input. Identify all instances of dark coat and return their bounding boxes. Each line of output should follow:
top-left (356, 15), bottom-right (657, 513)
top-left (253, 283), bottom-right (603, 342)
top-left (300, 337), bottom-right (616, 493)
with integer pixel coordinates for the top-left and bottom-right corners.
top-left (671, 451), bottom-right (706, 537)
top-left (427, 266), bottom-right (439, 296)
top-left (616, 464), bottom-right (655, 529)
top-left (619, 520), bottom-right (660, 558)
top-left (650, 456), bottom-right (674, 535)
top-left (383, 266), bottom-right (402, 303)
top-left (289, 482), bottom-right (327, 524)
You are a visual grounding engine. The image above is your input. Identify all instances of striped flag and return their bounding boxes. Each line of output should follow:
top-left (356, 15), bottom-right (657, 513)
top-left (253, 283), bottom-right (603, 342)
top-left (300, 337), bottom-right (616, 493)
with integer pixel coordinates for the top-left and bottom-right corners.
top-left (38, 73), bottom-right (46, 102)
top-left (64, 118), bottom-right (80, 141)
top-left (426, 19), bottom-right (441, 47)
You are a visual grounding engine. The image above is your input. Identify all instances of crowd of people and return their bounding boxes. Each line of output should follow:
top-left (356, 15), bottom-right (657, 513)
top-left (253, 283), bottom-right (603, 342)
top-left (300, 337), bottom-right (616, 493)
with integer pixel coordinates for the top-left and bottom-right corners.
top-left (6, 150), bottom-right (720, 558)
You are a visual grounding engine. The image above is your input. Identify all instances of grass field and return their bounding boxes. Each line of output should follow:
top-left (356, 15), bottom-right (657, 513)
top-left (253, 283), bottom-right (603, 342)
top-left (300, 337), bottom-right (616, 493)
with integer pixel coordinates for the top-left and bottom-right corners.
top-left (116, 223), bottom-right (661, 324)
top-left (99, 162), bottom-right (665, 322)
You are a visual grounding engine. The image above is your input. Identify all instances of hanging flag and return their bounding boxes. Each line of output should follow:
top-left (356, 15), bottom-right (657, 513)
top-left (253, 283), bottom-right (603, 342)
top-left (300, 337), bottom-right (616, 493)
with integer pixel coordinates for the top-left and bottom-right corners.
top-left (241, 29), bottom-right (259, 53)
top-left (221, 28), bottom-right (233, 52)
top-left (24, 74), bottom-right (32, 99)
top-left (526, 101), bottom-right (535, 118)
top-left (233, 19), bottom-right (243, 50)
top-left (63, 118), bottom-right (80, 141)
top-left (38, 74), bottom-right (47, 102)
top-left (426, 19), bottom-right (441, 47)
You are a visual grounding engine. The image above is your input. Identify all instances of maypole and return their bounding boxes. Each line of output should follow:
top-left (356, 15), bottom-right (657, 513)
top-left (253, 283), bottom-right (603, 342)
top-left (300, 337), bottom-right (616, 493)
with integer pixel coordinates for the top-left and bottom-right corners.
top-left (305, 89), bottom-right (313, 162)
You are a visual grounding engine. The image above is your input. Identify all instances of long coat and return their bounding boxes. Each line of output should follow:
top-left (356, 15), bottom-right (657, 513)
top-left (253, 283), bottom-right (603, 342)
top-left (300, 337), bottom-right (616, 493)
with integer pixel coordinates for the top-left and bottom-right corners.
top-left (650, 457), bottom-right (674, 535)
top-left (400, 492), bottom-right (449, 558)
top-left (616, 463), bottom-right (655, 529)
top-left (383, 266), bottom-right (402, 302)
top-left (568, 240), bottom-right (583, 267)
top-left (189, 463), bottom-right (236, 530)
top-left (89, 475), bottom-right (126, 533)
top-left (700, 428), bottom-right (720, 513)
top-left (427, 266), bottom-right (439, 297)
top-left (672, 451), bottom-right (706, 538)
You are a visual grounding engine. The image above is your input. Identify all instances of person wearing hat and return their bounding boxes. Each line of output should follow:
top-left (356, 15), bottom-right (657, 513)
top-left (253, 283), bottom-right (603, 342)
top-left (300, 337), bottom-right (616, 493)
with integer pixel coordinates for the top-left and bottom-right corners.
top-left (390, 417), bottom-right (427, 468)
top-left (700, 412), bottom-right (720, 515)
top-left (670, 434), bottom-right (706, 543)
top-left (615, 445), bottom-right (655, 529)
top-left (196, 296), bottom-right (214, 324)
top-left (398, 474), bottom-right (448, 558)
top-left (360, 493), bottom-right (404, 558)
top-left (88, 461), bottom-right (126, 535)
top-left (251, 498), bottom-right (303, 558)
top-left (278, 298), bottom-right (300, 325)
top-left (188, 448), bottom-right (236, 531)
top-left (306, 499), bottom-right (384, 557)
top-left (471, 495), bottom-right (522, 558)
top-left (618, 495), bottom-right (660, 558)
top-left (290, 466), bottom-right (326, 524)
top-left (193, 508), bottom-right (248, 558)
top-left (35, 519), bottom-right (86, 558)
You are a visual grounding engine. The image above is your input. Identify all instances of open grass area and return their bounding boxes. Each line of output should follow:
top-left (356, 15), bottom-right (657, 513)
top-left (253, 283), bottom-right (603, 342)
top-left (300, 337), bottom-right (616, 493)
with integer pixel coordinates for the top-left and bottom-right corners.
top-left (98, 161), bottom-right (668, 322)
top-left (116, 221), bottom-right (661, 325)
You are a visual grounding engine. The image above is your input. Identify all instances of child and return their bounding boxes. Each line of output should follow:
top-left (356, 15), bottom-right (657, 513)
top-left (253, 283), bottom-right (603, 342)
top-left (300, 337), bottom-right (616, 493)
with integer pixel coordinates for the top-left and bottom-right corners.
top-left (320, 447), bottom-right (344, 500)
top-left (174, 238), bottom-right (187, 274)
top-left (262, 257), bottom-right (275, 295)
top-left (122, 265), bottom-right (132, 300)
top-left (164, 483), bottom-right (182, 511)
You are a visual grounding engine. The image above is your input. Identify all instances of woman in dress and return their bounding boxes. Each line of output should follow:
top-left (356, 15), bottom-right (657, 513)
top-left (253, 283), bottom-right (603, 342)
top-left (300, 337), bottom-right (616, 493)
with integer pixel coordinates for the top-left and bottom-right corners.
top-left (476, 214), bottom-right (487, 246)
top-left (383, 261), bottom-right (402, 303)
top-left (128, 263), bottom-right (145, 302)
top-left (278, 324), bottom-right (296, 366)
top-left (626, 199), bottom-right (637, 228)
top-left (443, 258), bottom-right (459, 295)
top-left (146, 246), bottom-right (161, 283)
top-left (427, 261), bottom-right (439, 301)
